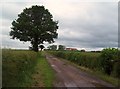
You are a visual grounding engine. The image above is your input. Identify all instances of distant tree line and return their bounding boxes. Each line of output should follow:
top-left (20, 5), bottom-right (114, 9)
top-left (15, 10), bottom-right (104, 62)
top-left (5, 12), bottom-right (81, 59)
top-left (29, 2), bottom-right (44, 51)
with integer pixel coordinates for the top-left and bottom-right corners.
top-left (47, 45), bottom-right (65, 50)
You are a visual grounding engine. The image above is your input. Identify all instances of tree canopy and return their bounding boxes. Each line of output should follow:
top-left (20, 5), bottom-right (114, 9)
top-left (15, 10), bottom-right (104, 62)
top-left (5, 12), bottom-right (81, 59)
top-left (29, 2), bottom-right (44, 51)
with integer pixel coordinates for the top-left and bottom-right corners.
top-left (10, 5), bottom-right (58, 52)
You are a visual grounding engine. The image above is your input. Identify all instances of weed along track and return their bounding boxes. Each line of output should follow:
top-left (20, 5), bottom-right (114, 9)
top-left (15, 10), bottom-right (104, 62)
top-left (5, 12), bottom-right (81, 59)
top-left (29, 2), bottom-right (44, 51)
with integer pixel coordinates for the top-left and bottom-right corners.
top-left (2, 50), bottom-right (54, 87)
top-left (45, 54), bottom-right (114, 88)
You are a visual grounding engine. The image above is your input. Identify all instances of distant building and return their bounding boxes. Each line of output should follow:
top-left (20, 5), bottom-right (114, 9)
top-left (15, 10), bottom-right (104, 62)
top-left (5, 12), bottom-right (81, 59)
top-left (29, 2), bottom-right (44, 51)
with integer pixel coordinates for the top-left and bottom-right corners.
top-left (66, 48), bottom-right (77, 51)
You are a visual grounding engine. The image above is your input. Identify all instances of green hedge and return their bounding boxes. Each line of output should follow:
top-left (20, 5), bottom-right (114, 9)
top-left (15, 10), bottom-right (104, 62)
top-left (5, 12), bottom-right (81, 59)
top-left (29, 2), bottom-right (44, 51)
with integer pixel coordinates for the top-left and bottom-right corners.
top-left (49, 48), bottom-right (120, 78)
top-left (99, 48), bottom-right (120, 77)
top-left (49, 51), bottom-right (100, 70)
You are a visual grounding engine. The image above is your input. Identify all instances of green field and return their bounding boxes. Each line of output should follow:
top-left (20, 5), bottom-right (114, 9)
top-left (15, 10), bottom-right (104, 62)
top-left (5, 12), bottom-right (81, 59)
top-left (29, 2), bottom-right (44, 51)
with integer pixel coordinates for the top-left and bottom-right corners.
top-left (2, 49), bottom-right (54, 87)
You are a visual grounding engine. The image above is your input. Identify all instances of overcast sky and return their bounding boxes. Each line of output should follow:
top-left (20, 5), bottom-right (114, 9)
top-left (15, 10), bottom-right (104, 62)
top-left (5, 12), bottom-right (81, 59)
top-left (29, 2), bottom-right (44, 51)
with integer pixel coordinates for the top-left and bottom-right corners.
top-left (0, 0), bottom-right (119, 51)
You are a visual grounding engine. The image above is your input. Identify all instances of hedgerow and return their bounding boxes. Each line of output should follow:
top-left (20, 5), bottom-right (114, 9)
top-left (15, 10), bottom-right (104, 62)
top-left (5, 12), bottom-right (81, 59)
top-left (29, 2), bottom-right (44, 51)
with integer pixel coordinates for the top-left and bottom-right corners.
top-left (49, 48), bottom-right (119, 78)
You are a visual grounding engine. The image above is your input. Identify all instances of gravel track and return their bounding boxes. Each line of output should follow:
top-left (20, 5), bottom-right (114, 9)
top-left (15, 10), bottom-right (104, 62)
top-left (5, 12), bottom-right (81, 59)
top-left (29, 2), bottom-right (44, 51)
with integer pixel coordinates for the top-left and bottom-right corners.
top-left (45, 54), bottom-right (114, 88)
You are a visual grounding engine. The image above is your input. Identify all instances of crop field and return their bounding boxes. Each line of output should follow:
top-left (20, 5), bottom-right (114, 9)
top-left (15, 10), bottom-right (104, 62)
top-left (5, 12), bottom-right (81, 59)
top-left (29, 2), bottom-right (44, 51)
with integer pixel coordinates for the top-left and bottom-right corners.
top-left (2, 49), bottom-right (54, 87)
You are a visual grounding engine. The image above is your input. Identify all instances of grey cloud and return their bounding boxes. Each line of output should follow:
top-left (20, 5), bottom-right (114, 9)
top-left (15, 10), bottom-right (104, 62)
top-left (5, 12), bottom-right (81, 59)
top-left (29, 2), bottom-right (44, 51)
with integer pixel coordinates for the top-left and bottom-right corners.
top-left (1, 1), bottom-right (118, 50)
top-left (55, 2), bottom-right (118, 49)
top-left (2, 2), bottom-right (29, 20)
top-left (2, 35), bottom-right (30, 48)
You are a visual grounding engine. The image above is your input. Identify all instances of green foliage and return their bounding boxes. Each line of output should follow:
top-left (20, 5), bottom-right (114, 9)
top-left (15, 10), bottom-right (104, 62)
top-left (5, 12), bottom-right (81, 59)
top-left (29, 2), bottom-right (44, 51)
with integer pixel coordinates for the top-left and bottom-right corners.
top-left (2, 49), bottom-right (55, 87)
top-left (10, 5), bottom-right (58, 52)
top-left (112, 62), bottom-right (120, 78)
top-left (2, 49), bottom-right (38, 87)
top-left (47, 45), bottom-right (57, 50)
top-left (58, 45), bottom-right (65, 50)
top-left (36, 52), bottom-right (55, 87)
top-left (100, 48), bottom-right (119, 76)
top-left (39, 45), bottom-right (45, 51)
top-left (49, 51), bottom-right (100, 70)
top-left (49, 48), bottom-right (119, 78)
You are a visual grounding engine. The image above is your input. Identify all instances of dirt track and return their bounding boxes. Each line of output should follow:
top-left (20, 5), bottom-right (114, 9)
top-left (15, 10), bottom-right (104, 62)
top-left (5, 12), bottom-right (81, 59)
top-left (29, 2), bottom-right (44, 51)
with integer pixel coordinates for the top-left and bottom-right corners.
top-left (45, 54), bottom-right (114, 88)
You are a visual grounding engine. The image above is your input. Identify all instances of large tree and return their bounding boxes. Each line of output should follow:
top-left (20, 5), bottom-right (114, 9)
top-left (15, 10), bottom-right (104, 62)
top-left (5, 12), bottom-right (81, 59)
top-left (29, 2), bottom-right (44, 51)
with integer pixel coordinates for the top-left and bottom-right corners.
top-left (10, 5), bottom-right (58, 52)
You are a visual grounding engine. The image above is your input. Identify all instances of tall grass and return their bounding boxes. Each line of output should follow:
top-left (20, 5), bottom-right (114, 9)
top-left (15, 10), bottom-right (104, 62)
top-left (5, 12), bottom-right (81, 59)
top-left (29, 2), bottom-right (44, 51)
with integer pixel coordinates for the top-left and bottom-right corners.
top-left (33, 52), bottom-right (54, 87)
top-left (2, 49), bottom-right (55, 87)
top-left (2, 49), bottom-right (38, 87)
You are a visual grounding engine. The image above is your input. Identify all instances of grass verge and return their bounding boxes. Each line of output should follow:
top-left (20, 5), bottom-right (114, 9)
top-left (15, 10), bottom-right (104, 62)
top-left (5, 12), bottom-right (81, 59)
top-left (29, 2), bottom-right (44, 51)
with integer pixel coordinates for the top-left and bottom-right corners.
top-left (2, 49), bottom-right (55, 87)
top-left (78, 66), bottom-right (119, 87)
top-left (32, 52), bottom-right (55, 87)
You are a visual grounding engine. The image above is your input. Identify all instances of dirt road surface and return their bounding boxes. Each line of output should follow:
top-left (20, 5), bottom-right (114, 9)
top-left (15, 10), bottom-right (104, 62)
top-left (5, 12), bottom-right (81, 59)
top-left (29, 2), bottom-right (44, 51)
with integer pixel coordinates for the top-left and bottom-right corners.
top-left (45, 54), bottom-right (115, 88)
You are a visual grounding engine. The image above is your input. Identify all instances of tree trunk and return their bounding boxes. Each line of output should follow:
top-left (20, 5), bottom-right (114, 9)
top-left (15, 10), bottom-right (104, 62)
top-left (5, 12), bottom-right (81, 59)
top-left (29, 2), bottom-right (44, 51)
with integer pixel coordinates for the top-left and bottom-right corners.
top-left (34, 43), bottom-right (38, 52)
top-left (40, 48), bottom-right (43, 51)
top-left (32, 37), bottom-right (39, 52)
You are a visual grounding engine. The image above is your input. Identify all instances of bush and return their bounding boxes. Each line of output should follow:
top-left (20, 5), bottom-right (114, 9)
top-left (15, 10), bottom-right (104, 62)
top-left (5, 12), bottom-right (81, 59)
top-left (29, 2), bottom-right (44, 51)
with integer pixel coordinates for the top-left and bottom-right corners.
top-left (112, 61), bottom-right (120, 78)
top-left (100, 48), bottom-right (119, 76)
top-left (49, 48), bottom-right (120, 78)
